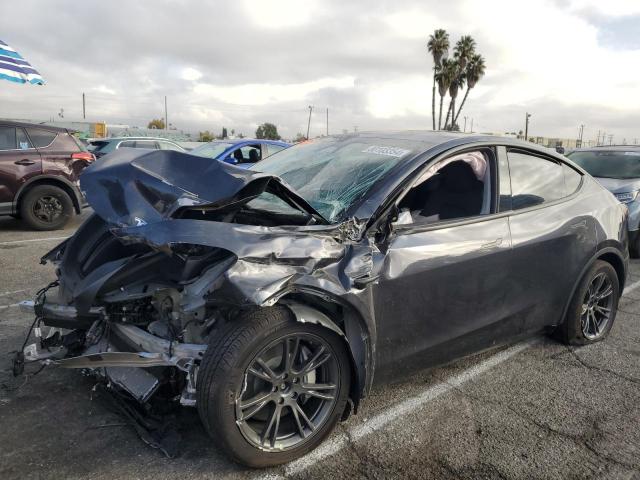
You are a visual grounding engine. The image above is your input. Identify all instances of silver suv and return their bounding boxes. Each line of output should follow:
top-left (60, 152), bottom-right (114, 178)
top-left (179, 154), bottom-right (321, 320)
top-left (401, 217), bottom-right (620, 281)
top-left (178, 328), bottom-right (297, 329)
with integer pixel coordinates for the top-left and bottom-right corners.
top-left (567, 146), bottom-right (640, 256)
top-left (88, 137), bottom-right (185, 158)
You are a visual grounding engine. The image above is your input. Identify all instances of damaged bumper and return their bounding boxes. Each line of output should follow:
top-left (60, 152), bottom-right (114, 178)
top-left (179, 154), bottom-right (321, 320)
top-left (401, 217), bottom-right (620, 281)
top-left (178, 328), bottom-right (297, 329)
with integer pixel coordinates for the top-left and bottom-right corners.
top-left (19, 299), bottom-right (203, 405)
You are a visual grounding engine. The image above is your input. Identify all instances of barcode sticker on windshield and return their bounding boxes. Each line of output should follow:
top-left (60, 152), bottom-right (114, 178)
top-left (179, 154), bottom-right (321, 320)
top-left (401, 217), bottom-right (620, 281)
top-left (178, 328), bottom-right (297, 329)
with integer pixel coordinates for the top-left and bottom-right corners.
top-left (363, 146), bottom-right (411, 158)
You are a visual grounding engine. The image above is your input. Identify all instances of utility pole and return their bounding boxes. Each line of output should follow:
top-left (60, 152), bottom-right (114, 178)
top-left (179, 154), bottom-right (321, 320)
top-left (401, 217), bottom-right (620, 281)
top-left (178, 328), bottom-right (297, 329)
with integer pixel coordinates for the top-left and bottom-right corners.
top-left (608, 134), bottom-right (614, 145)
top-left (164, 96), bottom-right (168, 130)
top-left (524, 112), bottom-right (532, 141)
top-left (82, 93), bottom-right (86, 120)
top-left (578, 124), bottom-right (584, 147)
top-left (470, 118), bottom-right (474, 133)
top-left (306, 105), bottom-right (313, 139)
top-left (463, 116), bottom-right (467, 133)
top-left (326, 108), bottom-right (329, 136)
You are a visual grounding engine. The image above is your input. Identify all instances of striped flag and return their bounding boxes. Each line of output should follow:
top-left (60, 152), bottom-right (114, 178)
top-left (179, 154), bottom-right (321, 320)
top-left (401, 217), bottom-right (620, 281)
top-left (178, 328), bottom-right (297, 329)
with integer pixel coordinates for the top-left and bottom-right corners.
top-left (0, 39), bottom-right (44, 85)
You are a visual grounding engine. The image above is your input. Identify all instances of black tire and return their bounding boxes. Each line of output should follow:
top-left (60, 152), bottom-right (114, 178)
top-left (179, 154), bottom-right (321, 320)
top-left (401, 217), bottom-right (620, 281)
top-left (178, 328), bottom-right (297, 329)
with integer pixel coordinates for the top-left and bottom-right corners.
top-left (197, 306), bottom-right (351, 467)
top-left (556, 260), bottom-right (619, 345)
top-left (19, 185), bottom-right (74, 231)
top-left (629, 235), bottom-right (640, 259)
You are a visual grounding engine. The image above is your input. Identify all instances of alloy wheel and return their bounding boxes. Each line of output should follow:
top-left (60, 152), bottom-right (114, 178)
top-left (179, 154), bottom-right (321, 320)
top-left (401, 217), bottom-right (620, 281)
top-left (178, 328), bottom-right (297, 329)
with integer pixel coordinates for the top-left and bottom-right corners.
top-left (32, 195), bottom-right (64, 223)
top-left (235, 333), bottom-right (340, 451)
top-left (581, 272), bottom-right (614, 340)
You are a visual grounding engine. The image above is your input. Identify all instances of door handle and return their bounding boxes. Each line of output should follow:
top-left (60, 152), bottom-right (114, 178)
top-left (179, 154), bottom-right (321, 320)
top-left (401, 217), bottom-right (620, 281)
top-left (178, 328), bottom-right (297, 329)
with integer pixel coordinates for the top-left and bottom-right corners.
top-left (14, 159), bottom-right (35, 166)
top-left (481, 237), bottom-right (503, 249)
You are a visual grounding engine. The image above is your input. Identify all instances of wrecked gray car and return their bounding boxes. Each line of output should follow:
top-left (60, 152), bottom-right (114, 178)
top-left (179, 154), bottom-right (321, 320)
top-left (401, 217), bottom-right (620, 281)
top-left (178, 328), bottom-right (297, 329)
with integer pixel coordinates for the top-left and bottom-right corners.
top-left (18, 132), bottom-right (628, 466)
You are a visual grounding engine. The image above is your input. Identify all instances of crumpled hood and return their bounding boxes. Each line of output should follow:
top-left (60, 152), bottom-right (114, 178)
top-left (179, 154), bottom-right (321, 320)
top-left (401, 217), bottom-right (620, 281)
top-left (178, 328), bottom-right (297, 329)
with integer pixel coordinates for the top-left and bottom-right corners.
top-left (80, 148), bottom-right (325, 226)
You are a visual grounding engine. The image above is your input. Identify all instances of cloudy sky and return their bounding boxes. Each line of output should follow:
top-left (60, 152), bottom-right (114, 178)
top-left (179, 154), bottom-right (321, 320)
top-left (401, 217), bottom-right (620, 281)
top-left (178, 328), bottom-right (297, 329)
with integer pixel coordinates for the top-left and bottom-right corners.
top-left (2, 0), bottom-right (640, 142)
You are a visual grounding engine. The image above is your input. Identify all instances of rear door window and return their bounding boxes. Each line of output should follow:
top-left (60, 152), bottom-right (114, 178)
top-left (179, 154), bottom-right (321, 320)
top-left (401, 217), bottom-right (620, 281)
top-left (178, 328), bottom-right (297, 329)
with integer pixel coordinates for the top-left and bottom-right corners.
top-left (239, 145), bottom-right (261, 163)
top-left (264, 143), bottom-right (285, 158)
top-left (507, 150), bottom-right (566, 210)
top-left (135, 140), bottom-right (158, 149)
top-left (0, 126), bottom-right (16, 150)
top-left (563, 164), bottom-right (582, 195)
top-left (26, 128), bottom-right (56, 148)
top-left (158, 141), bottom-right (183, 151)
top-left (16, 128), bottom-right (33, 149)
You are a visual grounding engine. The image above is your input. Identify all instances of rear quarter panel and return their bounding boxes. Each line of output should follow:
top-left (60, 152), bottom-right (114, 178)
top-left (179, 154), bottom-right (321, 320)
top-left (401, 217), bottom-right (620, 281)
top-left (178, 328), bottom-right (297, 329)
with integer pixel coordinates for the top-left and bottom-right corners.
top-left (581, 176), bottom-right (628, 255)
top-left (40, 133), bottom-right (87, 183)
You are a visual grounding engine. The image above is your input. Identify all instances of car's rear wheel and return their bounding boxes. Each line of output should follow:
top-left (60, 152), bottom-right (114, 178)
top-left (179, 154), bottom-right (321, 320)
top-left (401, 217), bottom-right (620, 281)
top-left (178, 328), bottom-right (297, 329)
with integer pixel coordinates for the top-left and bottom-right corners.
top-left (556, 260), bottom-right (619, 345)
top-left (629, 235), bottom-right (640, 258)
top-left (20, 185), bottom-right (74, 231)
top-left (197, 306), bottom-right (351, 467)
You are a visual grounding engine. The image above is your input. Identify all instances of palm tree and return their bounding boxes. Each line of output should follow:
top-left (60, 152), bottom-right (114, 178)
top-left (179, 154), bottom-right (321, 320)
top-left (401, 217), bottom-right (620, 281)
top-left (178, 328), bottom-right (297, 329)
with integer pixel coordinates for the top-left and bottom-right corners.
top-left (444, 70), bottom-right (465, 130)
top-left (453, 35), bottom-right (476, 70)
top-left (453, 54), bottom-right (486, 127)
top-left (427, 29), bottom-right (449, 130)
top-left (436, 58), bottom-right (457, 130)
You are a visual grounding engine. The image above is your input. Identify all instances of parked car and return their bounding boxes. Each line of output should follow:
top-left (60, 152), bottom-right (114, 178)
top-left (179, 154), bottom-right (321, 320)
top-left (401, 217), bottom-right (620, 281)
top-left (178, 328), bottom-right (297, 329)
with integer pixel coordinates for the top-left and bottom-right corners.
top-left (19, 132), bottom-right (627, 466)
top-left (0, 121), bottom-right (94, 230)
top-left (189, 138), bottom-right (290, 167)
top-left (88, 137), bottom-right (185, 158)
top-left (567, 146), bottom-right (640, 256)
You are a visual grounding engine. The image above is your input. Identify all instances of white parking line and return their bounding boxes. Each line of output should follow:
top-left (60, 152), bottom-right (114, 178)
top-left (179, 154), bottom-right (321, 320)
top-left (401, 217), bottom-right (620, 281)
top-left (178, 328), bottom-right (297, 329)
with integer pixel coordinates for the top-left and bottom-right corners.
top-left (0, 236), bottom-right (68, 247)
top-left (284, 339), bottom-right (534, 476)
top-left (276, 276), bottom-right (640, 477)
top-left (0, 303), bottom-right (19, 310)
top-left (623, 278), bottom-right (640, 295)
top-left (0, 289), bottom-right (26, 297)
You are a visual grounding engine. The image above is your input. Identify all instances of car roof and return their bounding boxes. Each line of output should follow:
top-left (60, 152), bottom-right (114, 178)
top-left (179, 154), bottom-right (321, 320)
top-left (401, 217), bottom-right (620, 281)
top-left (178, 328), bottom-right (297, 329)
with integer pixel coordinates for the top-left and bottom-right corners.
top-left (0, 120), bottom-right (71, 133)
top-left (569, 145), bottom-right (640, 152)
top-left (207, 138), bottom-right (290, 146)
top-left (93, 137), bottom-right (180, 143)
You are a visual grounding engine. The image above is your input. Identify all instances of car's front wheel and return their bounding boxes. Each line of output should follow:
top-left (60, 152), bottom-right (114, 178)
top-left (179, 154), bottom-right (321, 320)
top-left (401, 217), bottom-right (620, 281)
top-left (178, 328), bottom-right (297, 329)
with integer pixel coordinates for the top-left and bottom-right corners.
top-left (197, 306), bottom-right (351, 467)
top-left (557, 260), bottom-right (620, 345)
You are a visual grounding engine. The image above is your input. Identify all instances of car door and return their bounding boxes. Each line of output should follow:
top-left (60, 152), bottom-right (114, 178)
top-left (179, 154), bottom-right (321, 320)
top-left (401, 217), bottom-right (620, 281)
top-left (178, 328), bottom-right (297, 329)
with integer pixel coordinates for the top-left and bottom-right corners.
top-left (371, 147), bottom-right (516, 383)
top-left (0, 125), bottom-right (42, 214)
top-left (503, 147), bottom-right (593, 332)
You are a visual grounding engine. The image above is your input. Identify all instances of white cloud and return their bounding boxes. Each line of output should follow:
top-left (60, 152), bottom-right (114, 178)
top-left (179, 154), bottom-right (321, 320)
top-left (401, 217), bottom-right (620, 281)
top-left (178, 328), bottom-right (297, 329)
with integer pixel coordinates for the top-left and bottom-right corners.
top-left (181, 67), bottom-right (203, 81)
top-left (243, 0), bottom-right (319, 28)
top-left (193, 76), bottom-right (355, 105)
top-left (568, 0), bottom-right (640, 16)
top-left (92, 85), bottom-right (116, 95)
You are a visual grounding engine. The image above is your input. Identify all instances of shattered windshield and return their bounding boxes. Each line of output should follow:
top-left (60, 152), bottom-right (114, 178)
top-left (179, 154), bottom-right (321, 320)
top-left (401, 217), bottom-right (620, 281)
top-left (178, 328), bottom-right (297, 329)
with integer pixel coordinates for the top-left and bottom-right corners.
top-left (253, 136), bottom-right (421, 222)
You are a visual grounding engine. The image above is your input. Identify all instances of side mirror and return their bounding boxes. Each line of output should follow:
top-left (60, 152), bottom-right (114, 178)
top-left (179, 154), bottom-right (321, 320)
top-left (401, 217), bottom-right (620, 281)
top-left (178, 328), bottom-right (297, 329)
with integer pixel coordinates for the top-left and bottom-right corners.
top-left (391, 210), bottom-right (414, 227)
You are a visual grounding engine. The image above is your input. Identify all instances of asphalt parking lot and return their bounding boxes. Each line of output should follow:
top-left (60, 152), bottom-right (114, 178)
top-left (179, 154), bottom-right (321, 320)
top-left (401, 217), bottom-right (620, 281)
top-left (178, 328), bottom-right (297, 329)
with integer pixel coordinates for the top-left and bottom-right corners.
top-left (1, 210), bottom-right (639, 480)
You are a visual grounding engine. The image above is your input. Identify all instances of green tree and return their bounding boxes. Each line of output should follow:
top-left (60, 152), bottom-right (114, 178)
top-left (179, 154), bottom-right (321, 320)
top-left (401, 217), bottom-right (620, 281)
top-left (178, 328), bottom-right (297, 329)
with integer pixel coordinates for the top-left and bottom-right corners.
top-left (453, 54), bottom-right (486, 126)
top-left (221, 127), bottom-right (228, 139)
top-left (444, 71), bottom-right (465, 130)
top-left (147, 118), bottom-right (165, 129)
top-left (256, 122), bottom-right (281, 140)
top-left (427, 29), bottom-right (449, 131)
top-left (436, 58), bottom-right (457, 130)
top-left (199, 130), bottom-right (215, 142)
top-left (293, 132), bottom-right (307, 142)
top-left (453, 35), bottom-right (476, 70)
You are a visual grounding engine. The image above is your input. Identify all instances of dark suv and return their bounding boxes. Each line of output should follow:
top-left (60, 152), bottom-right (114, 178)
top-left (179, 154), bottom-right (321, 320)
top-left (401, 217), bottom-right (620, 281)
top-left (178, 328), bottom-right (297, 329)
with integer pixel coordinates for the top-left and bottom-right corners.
top-left (0, 121), bottom-right (94, 230)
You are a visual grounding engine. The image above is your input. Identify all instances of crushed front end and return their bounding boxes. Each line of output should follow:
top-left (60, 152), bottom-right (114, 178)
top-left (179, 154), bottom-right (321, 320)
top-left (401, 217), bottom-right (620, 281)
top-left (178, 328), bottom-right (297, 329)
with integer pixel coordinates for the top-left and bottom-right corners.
top-left (14, 149), bottom-right (370, 456)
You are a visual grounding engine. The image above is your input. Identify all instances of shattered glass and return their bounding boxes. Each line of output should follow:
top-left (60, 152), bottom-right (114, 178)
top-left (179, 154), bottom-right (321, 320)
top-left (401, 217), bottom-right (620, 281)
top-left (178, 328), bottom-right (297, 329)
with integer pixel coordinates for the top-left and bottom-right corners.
top-left (253, 136), bottom-right (423, 222)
